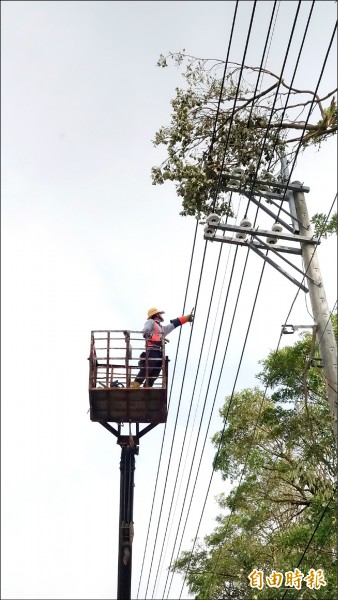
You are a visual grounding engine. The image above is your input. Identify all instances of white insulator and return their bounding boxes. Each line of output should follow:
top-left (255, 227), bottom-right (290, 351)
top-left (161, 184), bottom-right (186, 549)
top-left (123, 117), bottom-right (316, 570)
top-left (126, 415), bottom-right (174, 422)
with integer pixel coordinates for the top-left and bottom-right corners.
top-left (240, 218), bottom-right (252, 228)
top-left (204, 224), bottom-right (215, 236)
top-left (266, 236), bottom-right (278, 245)
top-left (228, 179), bottom-right (240, 188)
top-left (272, 223), bottom-right (283, 233)
top-left (236, 232), bottom-right (247, 240)
top-left (259, 184), bottom-right (269, 192)
top-left (233, 167), bottom-right (244, 176)
top-left (206, 213), bottom-right (220, 225)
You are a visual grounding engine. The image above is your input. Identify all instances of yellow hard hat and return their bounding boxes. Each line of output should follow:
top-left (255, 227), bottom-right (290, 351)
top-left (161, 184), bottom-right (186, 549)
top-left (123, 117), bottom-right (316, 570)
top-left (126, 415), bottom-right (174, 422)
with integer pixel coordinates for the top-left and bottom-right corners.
top-left (147, 307), bottom-right (165, 319)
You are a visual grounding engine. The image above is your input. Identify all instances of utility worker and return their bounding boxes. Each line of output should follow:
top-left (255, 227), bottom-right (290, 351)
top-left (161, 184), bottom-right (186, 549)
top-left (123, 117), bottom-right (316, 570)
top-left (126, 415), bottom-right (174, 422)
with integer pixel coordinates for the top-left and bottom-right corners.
top-left (130, 307), bottom-right (194, 388)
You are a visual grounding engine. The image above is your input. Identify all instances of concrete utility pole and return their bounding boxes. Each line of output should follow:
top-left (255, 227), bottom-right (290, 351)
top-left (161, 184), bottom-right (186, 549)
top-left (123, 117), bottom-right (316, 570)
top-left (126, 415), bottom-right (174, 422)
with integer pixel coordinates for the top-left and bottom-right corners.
top-left (292, 182), bottom-right (337, 443)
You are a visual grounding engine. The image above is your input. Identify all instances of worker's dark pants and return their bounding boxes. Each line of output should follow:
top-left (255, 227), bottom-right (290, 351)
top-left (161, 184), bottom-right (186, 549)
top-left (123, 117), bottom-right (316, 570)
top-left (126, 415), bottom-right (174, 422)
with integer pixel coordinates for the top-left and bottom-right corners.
top-left (134, 348), bottom-right (162, 387)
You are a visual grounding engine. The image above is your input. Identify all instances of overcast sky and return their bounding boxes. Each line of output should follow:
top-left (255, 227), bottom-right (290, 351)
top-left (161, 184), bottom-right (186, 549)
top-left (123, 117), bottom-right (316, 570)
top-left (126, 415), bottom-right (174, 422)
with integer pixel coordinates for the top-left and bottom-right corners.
top-left (2, 2), bottom-right (337, 599)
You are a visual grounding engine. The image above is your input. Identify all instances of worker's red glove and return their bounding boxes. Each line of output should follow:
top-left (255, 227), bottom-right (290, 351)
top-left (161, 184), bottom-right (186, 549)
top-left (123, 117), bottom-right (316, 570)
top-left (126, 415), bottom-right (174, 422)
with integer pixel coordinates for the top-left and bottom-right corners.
top-left (178, 314), bottom-right (194, 325)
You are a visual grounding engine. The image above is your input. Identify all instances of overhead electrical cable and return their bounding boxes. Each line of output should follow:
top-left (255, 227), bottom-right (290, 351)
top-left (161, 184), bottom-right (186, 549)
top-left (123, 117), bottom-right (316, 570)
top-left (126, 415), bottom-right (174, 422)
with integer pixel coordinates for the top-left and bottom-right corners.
top-left (201, 329), bottom-right (295, 597)
top-left (242, 0), bottom-right (301, 208)
top-left (136, 221), bottom-right (199, 599)
top-left (261, 0), bottom-right (315, 228)
top-left (159, 200), bottom-right (243, 541)
top-left (317, 301), bottom-right (337, 348)
top-left (275, 19), bottom-right (337, 218)
top-left (164, 242), bottom-right (253, 599)
top-left (259, 0), bottom-right (280, 81)
top-left (292, 521), bottom-right (336, 598)
top-left (266, 0), bottom-right (315, 170)
top-left (179, 0), bottom-right (300, 552)
top-left (161, 247), bottom-right (244, 599)
top-left (168, 220), bottom-right (200, 413)
top-left (151, 239), bottom-right (234, 599)
top-left (178, 257), bottom-right (268, 599)
top-left (152, 202), bottom-right (251, 600)
top-left (143, 238), bottom-right (211, 599)
top-left (153, 200), bottom-right (251, 593)
top-left (279, 491), bottom-right (336, 600)
top-left (242, 0), bottom-right (280, 218)
top-left (207, 0), bottom-right (239, 161)
top-left (211, 0), bottom-right (258, 210)
top-left (152, 192), bottom-right (248, 599)
top-left (243, 0), bottom-right (317, 295)
top-left (149, 241), bottom-right (230, 598)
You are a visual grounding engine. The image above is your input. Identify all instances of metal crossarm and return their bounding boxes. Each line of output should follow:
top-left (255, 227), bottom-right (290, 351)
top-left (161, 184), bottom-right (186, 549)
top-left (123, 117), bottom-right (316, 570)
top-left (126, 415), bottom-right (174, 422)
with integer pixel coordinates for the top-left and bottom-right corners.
top-left (248, 243), bottom-right (309, 292)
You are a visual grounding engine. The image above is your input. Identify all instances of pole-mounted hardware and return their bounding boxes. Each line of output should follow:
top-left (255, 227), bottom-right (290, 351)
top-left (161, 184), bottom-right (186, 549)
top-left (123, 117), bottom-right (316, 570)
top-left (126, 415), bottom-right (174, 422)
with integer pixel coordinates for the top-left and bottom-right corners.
top-left (202, 170), bottom-right (337, 443)
top-left (281, 324), bottom-right (316, 334)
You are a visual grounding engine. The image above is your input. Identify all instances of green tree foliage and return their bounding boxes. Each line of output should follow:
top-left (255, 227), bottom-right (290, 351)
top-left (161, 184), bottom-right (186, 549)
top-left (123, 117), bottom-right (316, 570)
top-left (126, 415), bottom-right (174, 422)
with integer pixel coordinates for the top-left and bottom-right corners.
top-left (311, 212), bottom-right (337, 239)
top-left (151, 52), bottom-right (337, 220)
top-left (171, 328), bottom-right (337, 599)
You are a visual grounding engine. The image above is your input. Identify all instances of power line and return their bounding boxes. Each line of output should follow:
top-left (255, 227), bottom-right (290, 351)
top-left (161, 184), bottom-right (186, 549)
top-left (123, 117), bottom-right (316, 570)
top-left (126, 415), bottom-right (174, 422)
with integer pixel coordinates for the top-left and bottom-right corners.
top-left (277, 18), bottom-right (338, 201)
top-left (136, 220), bottom-right (199, 599)
top-left (151, 242), bottom-right (231, 598)
top-left (243, 0), bottom-right (280, 217)
top-left (152, 202), bottom-right (250, 600)
top-left (152, 213), bottom-right (252, 598)
top-left (243, 0), bottom-right (302, 204)
top-left (178, 257), bottom-right (268, 599)
top-left (266, 0), bottom-right (315, 224)
top-left (162, 250), bottom-right (242, 599)
top-left (165, 211), bottom-right (271, 600)
top-left (208, 0), bottom-right (240, 162)
top-left (143, 249), bottom-right (207, 597)
top-left (211, 0), bottom-right (259, 209)
top-left (154, 201), bottom-right (245, 597)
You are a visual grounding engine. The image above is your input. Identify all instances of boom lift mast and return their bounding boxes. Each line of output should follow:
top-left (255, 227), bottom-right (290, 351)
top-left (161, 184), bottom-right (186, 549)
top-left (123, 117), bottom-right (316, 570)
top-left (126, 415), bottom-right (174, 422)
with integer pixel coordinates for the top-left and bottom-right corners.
top-left (88, 329), bottom-right (168, 599)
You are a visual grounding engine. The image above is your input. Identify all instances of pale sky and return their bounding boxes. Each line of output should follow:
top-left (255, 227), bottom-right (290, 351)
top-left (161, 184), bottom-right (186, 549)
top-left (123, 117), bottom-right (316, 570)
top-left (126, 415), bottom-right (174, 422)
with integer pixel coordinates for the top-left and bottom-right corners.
top-left (2, 2), bottom-right (337, 599)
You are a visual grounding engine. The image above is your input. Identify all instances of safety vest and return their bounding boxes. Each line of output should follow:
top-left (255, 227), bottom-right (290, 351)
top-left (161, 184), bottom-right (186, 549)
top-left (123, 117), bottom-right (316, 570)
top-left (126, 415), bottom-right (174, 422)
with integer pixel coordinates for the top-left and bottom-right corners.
top-left (147, 322), bottom-right (163, 348)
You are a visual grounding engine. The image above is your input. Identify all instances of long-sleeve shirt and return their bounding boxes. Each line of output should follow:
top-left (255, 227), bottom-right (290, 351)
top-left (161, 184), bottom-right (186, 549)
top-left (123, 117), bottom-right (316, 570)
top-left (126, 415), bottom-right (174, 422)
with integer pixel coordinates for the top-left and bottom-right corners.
top-left (142, 317), bottom-right (188, 347)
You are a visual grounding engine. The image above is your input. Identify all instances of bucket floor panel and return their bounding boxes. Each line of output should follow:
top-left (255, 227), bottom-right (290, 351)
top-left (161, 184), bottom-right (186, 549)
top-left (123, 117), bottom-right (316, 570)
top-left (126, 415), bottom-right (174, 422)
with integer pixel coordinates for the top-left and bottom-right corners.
top-left (89, 387), bottom-right (167, 423)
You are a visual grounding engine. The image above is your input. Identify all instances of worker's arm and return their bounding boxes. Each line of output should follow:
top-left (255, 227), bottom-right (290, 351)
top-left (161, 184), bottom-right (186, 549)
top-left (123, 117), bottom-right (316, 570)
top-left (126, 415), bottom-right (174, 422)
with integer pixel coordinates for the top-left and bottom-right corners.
top-left (162, 313), bottom-right (194, 337)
